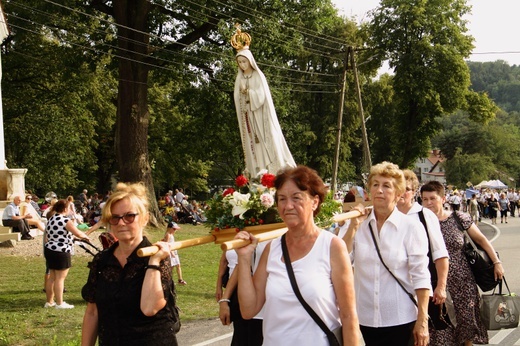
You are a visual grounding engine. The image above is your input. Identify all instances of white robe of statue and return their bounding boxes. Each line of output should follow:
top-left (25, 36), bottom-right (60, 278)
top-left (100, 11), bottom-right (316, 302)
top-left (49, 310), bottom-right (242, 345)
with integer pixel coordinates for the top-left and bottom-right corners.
top-left (233, 49), bottom-right (296, 177)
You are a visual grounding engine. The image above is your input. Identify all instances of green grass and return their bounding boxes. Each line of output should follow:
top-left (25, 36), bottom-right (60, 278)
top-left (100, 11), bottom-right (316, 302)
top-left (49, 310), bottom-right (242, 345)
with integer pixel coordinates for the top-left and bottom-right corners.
top-left (0, 224), bottom-right (222, 345)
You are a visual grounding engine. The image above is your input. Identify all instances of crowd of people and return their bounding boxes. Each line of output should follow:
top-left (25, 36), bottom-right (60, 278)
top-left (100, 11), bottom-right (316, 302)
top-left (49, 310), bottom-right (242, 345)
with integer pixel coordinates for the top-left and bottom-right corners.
top-left (215, 163), bottom-right (504, 346)
top-left (443, 187), bottom-right (519, 225)
top-left (2, 162), bottom-right (508, 344)
top-left (158, 188), bottom-right (208, 225)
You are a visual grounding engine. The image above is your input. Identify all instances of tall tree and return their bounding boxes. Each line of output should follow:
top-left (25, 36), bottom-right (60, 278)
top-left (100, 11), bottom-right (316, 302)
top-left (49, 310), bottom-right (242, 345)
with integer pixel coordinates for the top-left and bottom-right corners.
top-left (2, 0), bottom-right (108, 195)
top-left (366, 0), bottom-right (496, 167)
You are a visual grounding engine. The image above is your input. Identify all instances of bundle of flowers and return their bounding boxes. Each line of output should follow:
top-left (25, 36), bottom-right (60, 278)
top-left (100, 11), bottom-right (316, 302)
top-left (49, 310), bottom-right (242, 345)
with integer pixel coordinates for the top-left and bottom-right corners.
top-left (206, 171), bottom-right (281, 231)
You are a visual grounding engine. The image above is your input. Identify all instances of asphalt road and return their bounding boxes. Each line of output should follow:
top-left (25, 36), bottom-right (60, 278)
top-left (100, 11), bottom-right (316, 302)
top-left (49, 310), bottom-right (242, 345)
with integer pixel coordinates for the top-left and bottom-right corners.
top-left (177, 215), bottom-right (520, 346)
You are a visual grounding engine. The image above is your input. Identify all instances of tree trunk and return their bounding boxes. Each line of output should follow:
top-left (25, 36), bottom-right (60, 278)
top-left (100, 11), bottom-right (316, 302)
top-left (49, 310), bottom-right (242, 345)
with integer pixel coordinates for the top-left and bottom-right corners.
top-left (113, 0), bottom-right (161, 226)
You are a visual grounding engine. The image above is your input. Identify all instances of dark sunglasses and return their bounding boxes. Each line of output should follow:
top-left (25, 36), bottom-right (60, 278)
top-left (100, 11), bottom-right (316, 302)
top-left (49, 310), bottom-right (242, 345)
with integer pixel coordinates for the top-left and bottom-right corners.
top-left (108, 212), bottom-right (139, 226)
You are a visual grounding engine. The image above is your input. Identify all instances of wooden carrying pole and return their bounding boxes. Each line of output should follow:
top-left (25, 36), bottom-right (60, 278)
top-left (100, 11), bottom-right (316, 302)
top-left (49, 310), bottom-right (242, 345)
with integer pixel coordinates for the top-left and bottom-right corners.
top-left (136, 222), bottom-right (286, 257)
top-left (137, 207), bottom-right (372, 257)
top-left (220, 207), bottom-right (371, 251)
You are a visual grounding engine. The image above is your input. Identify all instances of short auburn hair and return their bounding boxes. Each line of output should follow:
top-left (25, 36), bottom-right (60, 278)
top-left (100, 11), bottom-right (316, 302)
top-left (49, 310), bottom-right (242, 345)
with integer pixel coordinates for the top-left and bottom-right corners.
top-left (274, 165), bottom-right (327, 216)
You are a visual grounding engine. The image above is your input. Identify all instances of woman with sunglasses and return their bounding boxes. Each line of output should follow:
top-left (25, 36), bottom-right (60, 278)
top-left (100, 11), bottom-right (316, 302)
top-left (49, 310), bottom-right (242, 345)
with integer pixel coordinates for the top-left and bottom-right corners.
top-left (81, 183), bottom-right (180, 346)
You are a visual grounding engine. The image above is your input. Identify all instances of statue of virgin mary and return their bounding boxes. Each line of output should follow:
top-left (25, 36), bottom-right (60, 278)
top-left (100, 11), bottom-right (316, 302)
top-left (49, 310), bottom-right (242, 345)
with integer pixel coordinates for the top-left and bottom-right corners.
top-left (232, 27), bottom-right (296, 177)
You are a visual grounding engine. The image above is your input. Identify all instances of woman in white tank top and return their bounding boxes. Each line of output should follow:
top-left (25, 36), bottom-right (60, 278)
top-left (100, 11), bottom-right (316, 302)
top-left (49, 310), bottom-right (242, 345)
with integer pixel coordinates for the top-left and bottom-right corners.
top-left (234, 165), bottom-right (360, 345)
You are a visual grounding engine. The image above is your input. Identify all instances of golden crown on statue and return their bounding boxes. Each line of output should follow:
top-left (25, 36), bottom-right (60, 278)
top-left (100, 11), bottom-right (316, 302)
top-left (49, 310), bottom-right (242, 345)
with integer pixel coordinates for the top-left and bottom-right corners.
top-left (230, 24), bottom-right (251, 51)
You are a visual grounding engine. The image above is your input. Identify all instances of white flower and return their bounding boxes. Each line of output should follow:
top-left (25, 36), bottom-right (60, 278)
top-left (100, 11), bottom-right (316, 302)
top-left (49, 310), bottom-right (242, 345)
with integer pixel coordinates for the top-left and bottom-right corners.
top-left (229, 192), bottom-right (251, 219)
top-left (260, 192), bottom-right (274, 208)
top-left (256, 169), bottom-right (268, 178)
top-left (250, 182), bottom-right (266, 194)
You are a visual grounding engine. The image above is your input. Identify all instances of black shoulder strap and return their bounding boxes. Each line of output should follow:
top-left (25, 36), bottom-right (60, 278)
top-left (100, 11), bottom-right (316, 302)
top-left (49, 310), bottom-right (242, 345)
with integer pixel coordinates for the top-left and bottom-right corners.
top-left (368, 223), bottom-right (418, 307)
top-left (418, 209), bottom-right (437, 282)
top-left (418, 210), bottom-right (432, 251)
top-left (281, 234), bottom-right (339, 346)
top-left (452, 211), bottom-right (468, 231)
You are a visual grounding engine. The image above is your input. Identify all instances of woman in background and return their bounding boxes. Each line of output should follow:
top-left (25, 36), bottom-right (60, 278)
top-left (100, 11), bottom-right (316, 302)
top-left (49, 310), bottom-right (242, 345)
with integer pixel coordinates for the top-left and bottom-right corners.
top-left (421, 181), bottom-right (503, 346)
top-left (44, 199), bottom-right (89, 309)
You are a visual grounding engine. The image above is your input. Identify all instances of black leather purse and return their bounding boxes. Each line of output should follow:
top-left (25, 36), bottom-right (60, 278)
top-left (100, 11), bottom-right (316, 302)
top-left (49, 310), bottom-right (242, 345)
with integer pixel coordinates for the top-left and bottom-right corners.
top-left (452, 211), bottom-right (499, 292)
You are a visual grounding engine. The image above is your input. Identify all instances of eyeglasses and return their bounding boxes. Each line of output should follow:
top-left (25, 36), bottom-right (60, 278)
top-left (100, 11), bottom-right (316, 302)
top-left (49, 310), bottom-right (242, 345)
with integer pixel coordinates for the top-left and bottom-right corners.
top-left (26, 197), bottom-right (32, 200)
top-left (108, 212), bottom-right (139, 225)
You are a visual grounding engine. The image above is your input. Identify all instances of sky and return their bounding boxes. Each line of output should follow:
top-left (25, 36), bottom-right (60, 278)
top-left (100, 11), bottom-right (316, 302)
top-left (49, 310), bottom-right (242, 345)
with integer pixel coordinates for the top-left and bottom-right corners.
top-left (332, 0), bottom-right (520, 67)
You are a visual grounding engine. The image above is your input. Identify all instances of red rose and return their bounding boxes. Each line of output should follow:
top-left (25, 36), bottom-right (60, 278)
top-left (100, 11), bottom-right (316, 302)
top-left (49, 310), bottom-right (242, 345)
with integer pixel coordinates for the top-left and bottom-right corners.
top-left (259, 219), bottom-right (264, 224)
top-left (222, 188), bottom-right (235, 197)
top-left (261, 173), bottom-right (276, 188)
top-left (235, 175), bottom-right (248, 188)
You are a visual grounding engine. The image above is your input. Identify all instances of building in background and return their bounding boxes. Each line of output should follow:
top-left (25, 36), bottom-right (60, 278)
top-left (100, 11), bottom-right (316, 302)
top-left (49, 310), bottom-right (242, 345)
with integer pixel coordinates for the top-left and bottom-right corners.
top-left (414, 149), bottom-right (446, 184)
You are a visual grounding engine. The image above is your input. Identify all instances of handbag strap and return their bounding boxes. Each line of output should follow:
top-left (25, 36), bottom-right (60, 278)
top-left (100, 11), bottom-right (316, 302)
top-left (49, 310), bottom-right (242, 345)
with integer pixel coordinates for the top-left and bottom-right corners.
top-left (452, 211), bottom-right (479, 250)
top-left (453, 211), bottom-right (495, 260)
top-left (368, 223), bottom-right (418, 307)
top-left (418, 209), bottom-right (437, 283)
top-left (281, 234), bottom-right (339, 345)
top-left (492, 276), bottom-right (510, 295)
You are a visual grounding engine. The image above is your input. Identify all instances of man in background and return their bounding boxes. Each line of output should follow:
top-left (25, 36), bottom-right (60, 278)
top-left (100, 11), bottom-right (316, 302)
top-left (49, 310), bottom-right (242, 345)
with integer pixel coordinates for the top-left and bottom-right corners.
top-left (2, 196), bottom-right (34, 240)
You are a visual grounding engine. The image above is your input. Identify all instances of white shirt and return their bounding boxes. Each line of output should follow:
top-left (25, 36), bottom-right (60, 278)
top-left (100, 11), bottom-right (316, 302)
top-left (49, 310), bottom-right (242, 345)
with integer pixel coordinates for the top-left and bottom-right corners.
top-left (175, 192), bottom-right (185, 204)
top-left (334, 219), bottom-right (351, 239)
top-left (2, 203), bottom-right (19, 219)
top-left (225, 250), bottom-right (238, 276)
top-left (263, 231), bottom-right (339, 345)
top-left (351, 208), bottom-right (431, 328)
top-left (450, 195), bottom-right (461, 205)
top-left (407, 202), bottom-right (449, 262)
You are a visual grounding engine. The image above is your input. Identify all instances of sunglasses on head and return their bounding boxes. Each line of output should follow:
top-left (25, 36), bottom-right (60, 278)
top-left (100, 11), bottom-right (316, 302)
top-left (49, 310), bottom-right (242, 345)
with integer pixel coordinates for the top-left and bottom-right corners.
top-left (108, 212), bottom-right (139, 225)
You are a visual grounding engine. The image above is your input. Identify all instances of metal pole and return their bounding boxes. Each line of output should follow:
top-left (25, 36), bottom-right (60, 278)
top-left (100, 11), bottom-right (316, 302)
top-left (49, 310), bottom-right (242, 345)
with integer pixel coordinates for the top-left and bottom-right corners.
top-left (331, 47), bottom-right (350, 196)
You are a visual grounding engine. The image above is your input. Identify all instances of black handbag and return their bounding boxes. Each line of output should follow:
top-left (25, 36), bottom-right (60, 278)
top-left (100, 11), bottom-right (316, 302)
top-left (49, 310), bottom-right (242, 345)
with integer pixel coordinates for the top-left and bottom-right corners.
top-left (281, 234), bottom-right (342, 346)
top-left (452, 212), bottom-right (499, 292)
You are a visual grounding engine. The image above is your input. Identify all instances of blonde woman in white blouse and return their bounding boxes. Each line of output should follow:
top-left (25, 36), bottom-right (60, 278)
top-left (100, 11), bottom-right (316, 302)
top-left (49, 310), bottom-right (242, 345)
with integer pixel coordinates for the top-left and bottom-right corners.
top-left (344, 162), bottom-right (430, 346)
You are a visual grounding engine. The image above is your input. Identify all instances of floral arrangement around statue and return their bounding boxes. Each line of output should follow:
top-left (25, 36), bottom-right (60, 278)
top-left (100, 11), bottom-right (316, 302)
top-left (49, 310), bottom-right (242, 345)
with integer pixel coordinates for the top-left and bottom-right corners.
top-left (206, 170), bottom-right (281, 232)
top-left (206, 170), bottom-right (342, 233)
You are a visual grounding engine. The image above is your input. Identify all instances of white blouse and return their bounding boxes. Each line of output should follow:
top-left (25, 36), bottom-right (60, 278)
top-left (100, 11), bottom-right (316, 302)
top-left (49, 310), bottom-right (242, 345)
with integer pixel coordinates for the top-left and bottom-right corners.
top-left (407, 202), bottom-right (449, 262)
top-left (351, 208), bottom-right (431, 328)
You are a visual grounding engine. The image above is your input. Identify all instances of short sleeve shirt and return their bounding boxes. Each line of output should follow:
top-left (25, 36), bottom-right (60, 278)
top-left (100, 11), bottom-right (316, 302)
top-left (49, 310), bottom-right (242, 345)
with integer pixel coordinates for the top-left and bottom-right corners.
top-left (2, 203), bottom-right (19, 220)
top-left (45, 214), bottom-right (74, 253)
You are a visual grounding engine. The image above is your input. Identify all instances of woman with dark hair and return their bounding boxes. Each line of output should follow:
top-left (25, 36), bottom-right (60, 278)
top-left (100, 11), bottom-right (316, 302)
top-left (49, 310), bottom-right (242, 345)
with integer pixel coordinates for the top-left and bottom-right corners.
top-left (344, 162), bottom-right (431, 346)
top-left (421, 181), bottom-right (503, 346)
top-left (44, 199), bottom-right (89, 309)
top-left (234, 165), bottom-right (359, 345)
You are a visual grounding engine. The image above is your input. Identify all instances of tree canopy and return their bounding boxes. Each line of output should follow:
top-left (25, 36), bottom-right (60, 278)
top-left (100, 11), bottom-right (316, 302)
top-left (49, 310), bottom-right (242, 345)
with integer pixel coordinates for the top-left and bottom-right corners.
top-left (365, 0), bottom-right (496, 168)
top-left (2, 0), bottom-right (519, 201)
